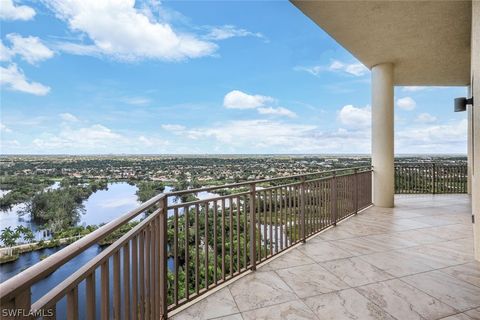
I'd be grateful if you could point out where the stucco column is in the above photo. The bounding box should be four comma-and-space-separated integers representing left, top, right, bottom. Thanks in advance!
372, 63, 394, 208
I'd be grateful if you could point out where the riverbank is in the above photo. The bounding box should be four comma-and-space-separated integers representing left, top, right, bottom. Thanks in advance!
0, 236, 81, 264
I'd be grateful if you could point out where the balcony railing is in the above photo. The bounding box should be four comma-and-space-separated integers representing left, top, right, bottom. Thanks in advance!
395, 162, 468, 194
0, 167, 372, 320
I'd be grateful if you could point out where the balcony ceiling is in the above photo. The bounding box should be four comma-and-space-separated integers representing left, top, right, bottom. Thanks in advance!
291, 0, 472, 86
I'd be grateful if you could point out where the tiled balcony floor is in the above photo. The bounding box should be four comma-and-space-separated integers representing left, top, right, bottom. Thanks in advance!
172, 195, 479, 320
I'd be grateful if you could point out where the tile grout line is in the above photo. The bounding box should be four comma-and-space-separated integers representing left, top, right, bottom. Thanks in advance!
225, 285, 245, 320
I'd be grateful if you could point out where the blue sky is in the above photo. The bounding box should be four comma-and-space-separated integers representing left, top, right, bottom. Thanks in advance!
0, 0, 468, 155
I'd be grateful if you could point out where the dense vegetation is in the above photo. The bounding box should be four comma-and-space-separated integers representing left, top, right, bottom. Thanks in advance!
0, 154, 374, 183
135, 181, 165, 203
0, 176, 54, 210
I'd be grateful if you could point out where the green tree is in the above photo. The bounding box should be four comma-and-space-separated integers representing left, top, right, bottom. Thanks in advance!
0, 227, 20, 247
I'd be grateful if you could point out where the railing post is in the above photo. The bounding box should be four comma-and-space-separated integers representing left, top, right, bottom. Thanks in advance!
331, 172, 338, 226
354, 168, 359, 214
431, 163, 436, 194
249, 183, 257, 271
300, 176, 306, 243
159, 197, 168, 320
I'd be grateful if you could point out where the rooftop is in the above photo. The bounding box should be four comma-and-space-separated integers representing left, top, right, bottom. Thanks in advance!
172, 194, 479, 320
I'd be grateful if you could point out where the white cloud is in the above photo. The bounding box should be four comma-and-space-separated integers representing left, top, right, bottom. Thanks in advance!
0, 0, 36, 21
257, 107, 296, 118
329, 60, 369, 76
46, 0, 217, 61
204, 25, 264, 41
5, 34, 54, 65
223, 90, 295, 118
33, 124, 123, 149
27, 123, 169, 153
162, 119, 370, 153
223, 90, 274, 109
161, 124, 186, 134
401, 86, 427, 92
138, 135, 168, 147
138, 135, 152, 146
59, 113, 79, 122
397, 119, 467, 153
1, 123, 12, 133
0, 36, 53, 95
293, 65, 324, 76
295, 60, 369, 77
0, 64, 50, 95
396, 97, 416, 111
0, 40, 13, 61
338, 105, 371, 129
1, 139, 20, 147
415, 113, 437, 123
122, 96, 151, 106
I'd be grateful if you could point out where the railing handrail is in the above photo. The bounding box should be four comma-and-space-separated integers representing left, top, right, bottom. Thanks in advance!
0, 192, 167, 303
31, 207, 163, 312
166, 169, 372, 210
166, 166, 372, 196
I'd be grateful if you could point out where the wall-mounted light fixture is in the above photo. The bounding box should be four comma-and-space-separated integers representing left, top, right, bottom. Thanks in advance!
454, 96, 474, 112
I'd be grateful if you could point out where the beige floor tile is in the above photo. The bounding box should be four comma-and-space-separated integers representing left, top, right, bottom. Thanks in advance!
362, 233, 419, 249
276, 263, 349, 298
296, 241, 353, 262
331, 236, 391, 255
228, 270, 296, 312
262, 249, 315, 271
337, 222, 389, 237
389, 218, 433, 229
402, 271, 480, 311
358, 251, 433, 277
171, 288, 239, 320
357, 279, 456, 320
440, 262, 480, 287
393, 229, 444, 245
421, 224, 473, 241
314, 228, 356, 240
241, 300, 318, 320
303, 288, 394, 320
322, 257, 394, 287
395, 245, 469, 269
465, 308, 480, 320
